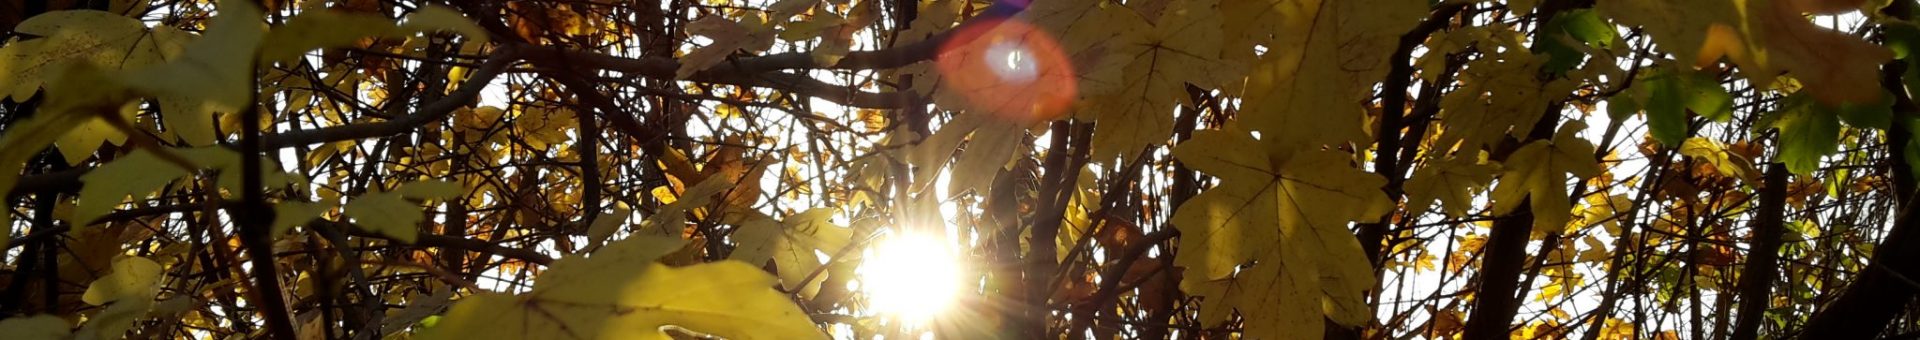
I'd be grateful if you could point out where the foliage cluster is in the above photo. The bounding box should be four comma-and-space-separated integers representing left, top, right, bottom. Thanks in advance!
0, 0, 1916, 339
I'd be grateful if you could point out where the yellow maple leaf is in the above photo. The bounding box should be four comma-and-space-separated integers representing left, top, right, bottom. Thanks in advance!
1084, 0, 1236, 162
343, 180, 466, 243
676, 15, 776, 79
1598, 0, 1892, 105
421, 236, 826, 340
0, 315, 69, 340
1403, 154, 1498, 218
1236, 0, 1425, 151
728, 208, 855, 297
1490, 121, 1602, 235
1170, 128, 1389, 339
81, 256, 162, 305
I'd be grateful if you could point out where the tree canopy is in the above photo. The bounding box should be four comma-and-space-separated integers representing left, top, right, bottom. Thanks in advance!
0, 0, 1916, 339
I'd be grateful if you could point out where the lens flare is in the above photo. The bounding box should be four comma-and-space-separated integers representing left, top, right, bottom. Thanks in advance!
860, 232, 964, 324
935, 19, 1076, 123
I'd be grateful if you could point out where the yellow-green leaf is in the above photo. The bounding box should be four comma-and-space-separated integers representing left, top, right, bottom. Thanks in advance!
677, 15, 776, 80
344, 191, 424, 243
0, 65, 110, 246
121, 0, 266, 112
343, 180, 464, 243
1170, 128, 1389, 339
1082, 0, 1234, 162
72, 149, 193, 226
641, 176, 734, 235
1403, 155, 1497, 218
0, 10, 180, 101
1490, 122, 1601, 234
259, 5, 486, 63
272, 201, 333, 235
728, 208, 854, 296
420, 237, 825, 340
82, 256, 162, 305
0, 315, 70, 340
1598, 0, 1891, 105
586, 205, 634, 249
1235, 0, 1424, 151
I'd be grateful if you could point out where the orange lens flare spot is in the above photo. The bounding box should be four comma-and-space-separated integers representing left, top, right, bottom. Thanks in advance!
935, 19, 1076, 123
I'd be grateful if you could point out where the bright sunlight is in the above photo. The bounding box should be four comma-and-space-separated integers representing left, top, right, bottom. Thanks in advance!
859, 231, 965, 325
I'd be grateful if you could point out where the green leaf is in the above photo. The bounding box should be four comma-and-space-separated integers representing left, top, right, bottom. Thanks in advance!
1835, 94, 1893, 130
1558, 9, 1618, 49
1644, 72, 1686, 146
395, 180, 465, 199
1773, 94, 1841, 175
1887, 21, 1920, 60
420, 236, 826, 340
1606, 94, 1641, 121
1644, 68, 1731, 146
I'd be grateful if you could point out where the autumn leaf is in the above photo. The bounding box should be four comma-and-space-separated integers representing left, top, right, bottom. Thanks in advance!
1490, 121, 1602, 234
82, 256, 163, 305
0, 9, 194, 157
1081, 0, 1235, 162
1236, 0, 1424, 151
421, 236, 826, 340
677, 15, 776, 80
641, 176, 735, 235
75, 256, 164, 339
0, 315, 70, 340
1434, 28, 1581, 151
272, 200, 333, 235
1404, 155, 1498, 218
120, 0, 266, 113
344, 180, 466, 243
1598, 0, 1892, 105
0, 10, 185, 101
257, 4, 486, 63
1170, 128, 1389, 339
585, 205, 635, 250
72, 149, 193, 226
1678, 137, 1760, 182
728, 208, 856, 297
0, 63, 121, 247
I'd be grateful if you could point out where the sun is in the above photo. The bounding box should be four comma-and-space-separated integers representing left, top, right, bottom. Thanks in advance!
859, 231, 965, 324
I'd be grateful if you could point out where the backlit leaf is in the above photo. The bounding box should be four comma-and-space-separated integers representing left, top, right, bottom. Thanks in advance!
421, 236, 826, 340
1490, 121, 1601, 234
